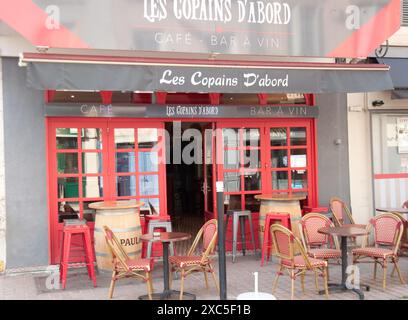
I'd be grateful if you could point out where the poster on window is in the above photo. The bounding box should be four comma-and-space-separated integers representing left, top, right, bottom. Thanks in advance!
397, 118, 408, 154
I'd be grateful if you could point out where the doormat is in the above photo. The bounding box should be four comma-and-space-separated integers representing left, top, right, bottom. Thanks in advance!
33, 268, 152, 294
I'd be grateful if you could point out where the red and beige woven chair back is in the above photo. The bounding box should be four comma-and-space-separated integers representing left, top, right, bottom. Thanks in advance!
270, 224, 312, 269
187, 219, 218, 263
300, 213, 338, 250
390, 212, 408, 249
370, 213, 403, 254
403, 201, 408, 209
329, 197, 355, 226
103, 226, 131, 271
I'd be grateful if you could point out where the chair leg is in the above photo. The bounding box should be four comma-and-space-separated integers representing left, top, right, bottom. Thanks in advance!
210, 267, 220, 294
169, 268, 173, 290
272, 265, 283, 293
290, 270, 295, 300
392, 258, 405, 285
179, 270, 185, 300
146, 272, 153, 300
108, 270, 117, 299
323, 268, 329, 299
300, 273, 305, 294
203, 270, 209, 289
373, 259, 377, 280
314, 271, 319, 293
383, 260, 388, 291
326, 263, 330, 281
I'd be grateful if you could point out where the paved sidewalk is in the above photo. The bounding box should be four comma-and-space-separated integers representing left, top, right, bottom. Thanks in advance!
1, 254, 408, 300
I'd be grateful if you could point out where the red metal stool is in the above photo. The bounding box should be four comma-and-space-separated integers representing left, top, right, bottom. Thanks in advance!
59, 224, 97, 289
261, 213, 291, 267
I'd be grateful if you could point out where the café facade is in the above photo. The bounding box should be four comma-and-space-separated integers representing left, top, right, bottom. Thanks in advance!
0, 0, 401, 269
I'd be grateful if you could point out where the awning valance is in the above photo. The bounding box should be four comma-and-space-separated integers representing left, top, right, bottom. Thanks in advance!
21, 53, 394, 94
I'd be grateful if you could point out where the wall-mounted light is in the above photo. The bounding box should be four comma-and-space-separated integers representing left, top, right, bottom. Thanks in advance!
372, 100, 385, 107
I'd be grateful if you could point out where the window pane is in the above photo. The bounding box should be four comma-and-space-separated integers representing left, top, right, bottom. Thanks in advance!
139, 152, 159, 172
116, 152, 136, 173
292, 170, 307, 189
56, 128, 78, 149
272, 171, 289, 190
58, 177, 79, 198
139, 175, 159, 196
83, 201, 97, 222
224, 149, 240, 169
245, 194, 260, 212
138, 128, 158, 148
57, 153, 78, 174
271, 150, 288, 168
116, 176, 136, 196
225, 194, 242, 211
223, 128, 239, 148
290, 127, 307, 146
270, 128, 287, 146
115, 128, 135, 149
58, 201, 79, 223
224, 172, 241, 192
82, 176, 103, 198
82, 153, 103, 174
290, 149, 307, 168
82, 128, 102, 150
140, 198, 160, 215
244, 172, 261, 191
243, 149, 260, 168
244, 129, 260, 147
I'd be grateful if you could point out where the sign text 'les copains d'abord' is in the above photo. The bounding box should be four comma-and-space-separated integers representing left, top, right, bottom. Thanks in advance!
144, 0, 291, 24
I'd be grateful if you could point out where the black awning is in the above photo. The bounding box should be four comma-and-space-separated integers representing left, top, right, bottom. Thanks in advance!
376, 58, 408, 100
21, 53, 394, 94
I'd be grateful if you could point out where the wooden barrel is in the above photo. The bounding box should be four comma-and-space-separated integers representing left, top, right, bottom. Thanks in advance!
255, 194, 306, 248
89, 201, 144, 271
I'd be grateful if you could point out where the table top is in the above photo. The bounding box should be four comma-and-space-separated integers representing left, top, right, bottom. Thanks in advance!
89, 200, 144, 210
140, 232, 191, 243
318, 225, 368, 237
254, 193, 307, 201
376, 207, 408, 214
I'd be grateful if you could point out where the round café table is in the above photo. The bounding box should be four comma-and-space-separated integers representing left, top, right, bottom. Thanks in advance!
318, 225, 369, 300
139, 232, 193, 300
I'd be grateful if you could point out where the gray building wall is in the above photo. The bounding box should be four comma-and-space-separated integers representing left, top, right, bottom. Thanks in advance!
2, 57, 48, 268
316, 93, 351, 207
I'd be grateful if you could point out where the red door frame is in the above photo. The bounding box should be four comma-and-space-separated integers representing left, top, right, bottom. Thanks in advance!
46, 117, 318, 264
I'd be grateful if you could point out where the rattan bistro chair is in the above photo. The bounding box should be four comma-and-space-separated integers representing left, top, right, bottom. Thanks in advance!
169, 219, 219, 300
103, 226, 154, 299
352, 213, 405, 290
329, 197, 356, 226
299, 213, 341, 279
270, 224, 329, 300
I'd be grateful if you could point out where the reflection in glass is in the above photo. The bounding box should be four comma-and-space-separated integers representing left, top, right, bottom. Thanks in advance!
245, 194, 260, 212
139, 175, 159, 196
244, 129, 260, 147
243, 149, 260, 168
223, 128, 239, 148
290, 149, 307, 168
224, 149, 239, 169
116, 152, 136, 173
82, 176, 103, 198
82, 128, 102, 150
224, 172, 241, 192
83, 201, 97, 222
140, 198, 160, 215
57, 153, 78, 174
271, 150, 288, 168
116, 176, 136, 196
82, 153, 103, 174
138, 128, 158, 148
290, 127, 307, 146
292, 170, 307, 189
58, 201, 79, 223
56, 128, 78, 149
58, 177, 79, 199
272, 171, 289, 190
244, 172, 261, 191
226, 194, 242, 211
115, 128, 135, 149
270, 128, 287, 146
139, 152, 159, 172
